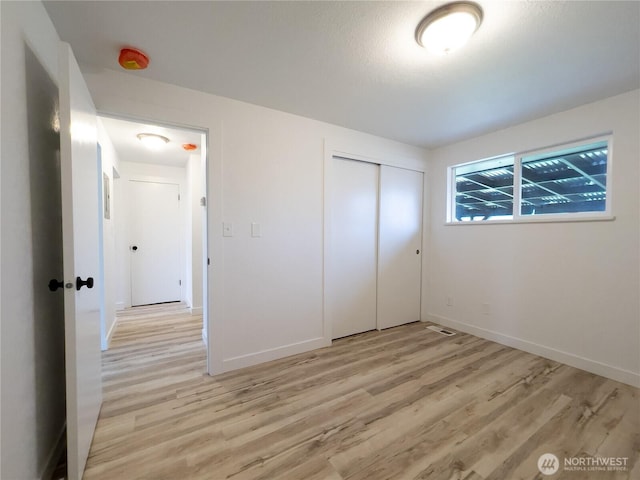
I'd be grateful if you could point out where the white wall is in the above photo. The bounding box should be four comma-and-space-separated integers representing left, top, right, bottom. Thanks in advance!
0, 2, 67, 478
115, 161, 188, 308
82, 68, 428, 374
97, 119, 120, 347
426, 90, 640, 387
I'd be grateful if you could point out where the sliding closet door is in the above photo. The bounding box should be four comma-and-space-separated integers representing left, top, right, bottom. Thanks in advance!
329, 158, 378, 339
378, 165, 423, 329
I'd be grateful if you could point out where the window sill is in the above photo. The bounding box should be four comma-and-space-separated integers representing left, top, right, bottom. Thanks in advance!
445, 215, 616, 226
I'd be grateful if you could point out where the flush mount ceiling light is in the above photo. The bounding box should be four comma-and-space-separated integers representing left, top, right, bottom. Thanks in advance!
416, 2, 483, 55
136, 133, 170, 149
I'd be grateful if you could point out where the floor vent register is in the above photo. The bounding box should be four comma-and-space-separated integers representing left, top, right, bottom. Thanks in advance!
426, 325, 457, 336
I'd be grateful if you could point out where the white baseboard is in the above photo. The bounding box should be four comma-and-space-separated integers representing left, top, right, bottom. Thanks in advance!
191, 306, 203, 315
105, 316, 118, 350
426, 314, 640, 388
40, 423, 65, 480
222, 337, 328, 372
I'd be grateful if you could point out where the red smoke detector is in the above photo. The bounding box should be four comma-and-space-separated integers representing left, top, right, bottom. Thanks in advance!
182, 143, 198, 151
118, 48, 149, 70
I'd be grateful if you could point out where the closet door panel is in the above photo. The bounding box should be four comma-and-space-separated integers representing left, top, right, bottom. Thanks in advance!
378, 165, 423, 329
329, 158, 379, 339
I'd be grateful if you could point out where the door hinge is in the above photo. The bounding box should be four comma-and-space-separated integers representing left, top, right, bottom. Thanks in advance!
178, 194, 181, 201
179, 279, 182, 286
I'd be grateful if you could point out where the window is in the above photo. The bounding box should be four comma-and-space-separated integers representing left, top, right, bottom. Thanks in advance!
449, 136, 611, 223
453, 155, 515, 221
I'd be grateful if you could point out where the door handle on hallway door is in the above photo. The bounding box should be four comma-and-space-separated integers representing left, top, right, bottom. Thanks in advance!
131, 245, 138, 251
48, 279, 64, 291
76, 276, 94, 291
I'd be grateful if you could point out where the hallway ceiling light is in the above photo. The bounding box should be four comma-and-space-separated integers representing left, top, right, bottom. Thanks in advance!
415, 2, 483, 55
136, 133, 170, 149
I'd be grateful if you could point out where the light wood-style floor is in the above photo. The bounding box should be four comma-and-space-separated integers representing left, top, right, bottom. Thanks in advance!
84, 304, 639, 479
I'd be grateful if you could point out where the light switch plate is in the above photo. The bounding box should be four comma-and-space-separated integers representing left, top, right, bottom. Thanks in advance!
223, 222, 233, 237
251, 222, 261, 237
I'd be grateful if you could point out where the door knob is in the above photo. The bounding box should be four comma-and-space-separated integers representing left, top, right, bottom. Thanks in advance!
48, 279, 64, 292
416, 249, 420, 254
131, 245, 138, 251
76, 276, 94, 291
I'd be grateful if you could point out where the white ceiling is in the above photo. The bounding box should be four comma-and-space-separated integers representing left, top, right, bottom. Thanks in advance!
45, 1, 639, 148
99, 116, 203, 168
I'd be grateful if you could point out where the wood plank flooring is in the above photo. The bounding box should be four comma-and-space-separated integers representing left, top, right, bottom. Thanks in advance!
84, 305, 639, 479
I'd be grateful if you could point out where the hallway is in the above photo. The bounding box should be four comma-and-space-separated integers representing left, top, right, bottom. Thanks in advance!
85, 303, 207, 478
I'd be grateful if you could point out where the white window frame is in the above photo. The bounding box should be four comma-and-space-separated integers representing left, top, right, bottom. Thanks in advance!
446, 134, 614, 225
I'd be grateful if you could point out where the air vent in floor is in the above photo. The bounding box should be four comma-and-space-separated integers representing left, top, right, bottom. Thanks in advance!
427, 325, 456, 336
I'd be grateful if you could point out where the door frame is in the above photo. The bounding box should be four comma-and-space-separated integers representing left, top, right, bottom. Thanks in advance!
322, 140, 427, 344
96, 111, 211, 369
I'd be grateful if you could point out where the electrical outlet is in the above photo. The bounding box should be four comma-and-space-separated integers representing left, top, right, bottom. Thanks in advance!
482, 303, 491, 315
447, 296, 454, 307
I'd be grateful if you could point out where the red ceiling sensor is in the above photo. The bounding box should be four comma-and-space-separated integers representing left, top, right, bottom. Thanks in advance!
182, 143, 198, 151
118, 48, 149, 70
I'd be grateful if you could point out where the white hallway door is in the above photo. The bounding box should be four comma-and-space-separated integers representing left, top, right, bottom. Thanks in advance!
130, 180, 182, 306
329, 158, 423, 338
59, 42, 102, 480
329, 158, 379, 339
